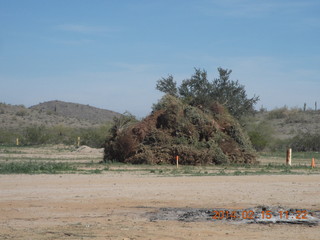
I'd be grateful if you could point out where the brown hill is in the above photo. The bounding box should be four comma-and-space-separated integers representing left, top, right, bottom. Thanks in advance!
30, 100, 121, 124
0, 101, 121, 129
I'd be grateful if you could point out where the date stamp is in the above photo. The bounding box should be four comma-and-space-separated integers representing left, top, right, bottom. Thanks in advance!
147, 206, 319, 225
212, 209, 309, 220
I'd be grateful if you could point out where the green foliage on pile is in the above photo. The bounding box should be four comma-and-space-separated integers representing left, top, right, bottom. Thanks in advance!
104, 95, 257, 165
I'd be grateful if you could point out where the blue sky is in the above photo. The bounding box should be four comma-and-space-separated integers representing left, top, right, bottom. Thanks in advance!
1, 0, 320, 117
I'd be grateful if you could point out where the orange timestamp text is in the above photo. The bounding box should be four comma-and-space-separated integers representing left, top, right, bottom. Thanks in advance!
211, 210, 309, 220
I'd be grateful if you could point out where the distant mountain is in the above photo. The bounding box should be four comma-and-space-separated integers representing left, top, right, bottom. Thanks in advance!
30, 100, 121, 124
0, 100, 121, 129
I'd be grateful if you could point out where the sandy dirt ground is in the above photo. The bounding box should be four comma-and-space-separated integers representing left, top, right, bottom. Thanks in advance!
0, 173, 319, 240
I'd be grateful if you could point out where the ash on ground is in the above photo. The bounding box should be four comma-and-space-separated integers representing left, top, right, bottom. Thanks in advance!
146, 206, 320, 226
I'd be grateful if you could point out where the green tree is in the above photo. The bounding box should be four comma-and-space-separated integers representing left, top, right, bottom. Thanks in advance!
211, 68, 259, 118
156, 75, 178, 97
156, 67, 259, 119
178, 68, 211, 106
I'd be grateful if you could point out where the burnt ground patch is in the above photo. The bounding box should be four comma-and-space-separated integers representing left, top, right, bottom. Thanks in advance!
145, 206, 320, 226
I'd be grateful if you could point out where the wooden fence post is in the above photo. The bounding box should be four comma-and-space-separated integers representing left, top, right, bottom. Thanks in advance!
176, 155, 179, 168
311, 158, 316, 168
286, 148, 292, 166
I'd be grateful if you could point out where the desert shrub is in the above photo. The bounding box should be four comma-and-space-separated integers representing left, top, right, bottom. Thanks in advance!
48, 124, 112, 147
247, 121, 274, 151
23, 126, 50, 145
268, 133, 320, 152
267, 107, 289, 119
0, 129, 22, 145
268, 138, 291, 152
79, 123, 112, 148
284, 111, 308, 124
248, 131, 269, 151
46, 110, 55, 115
0, 130, 11, 144
267, 107, 306, 122
20, 125, 74, 145
289, 133, 320, 151
36, 125, 72, 145
16, 109, 27, 117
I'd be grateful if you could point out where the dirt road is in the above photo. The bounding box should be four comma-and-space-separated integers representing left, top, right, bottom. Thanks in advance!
1, 173, 319, 239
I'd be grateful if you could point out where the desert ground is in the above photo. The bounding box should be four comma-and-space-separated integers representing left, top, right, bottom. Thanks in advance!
0, 146, 319, 239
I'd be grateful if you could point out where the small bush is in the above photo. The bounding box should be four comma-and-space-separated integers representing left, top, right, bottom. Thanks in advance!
23, 126, 49, 145
16, 109, 27, 117
267, 107, 289, 119
268, 138, 291, 152
247, 121, 274, 151
248, 131, 269, 151
289, 133, 320, 151
284, 112, 308, 124
79, 123, 112, 148
0, 129, 21, 145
